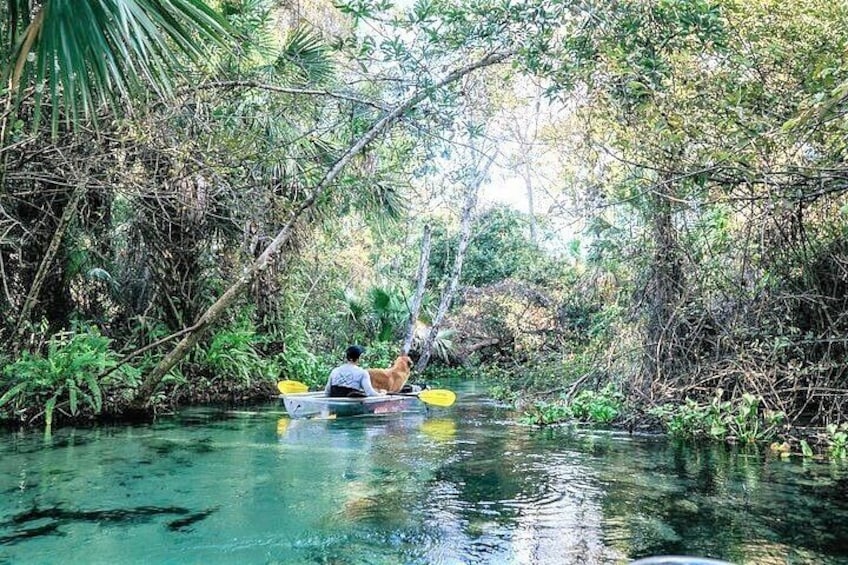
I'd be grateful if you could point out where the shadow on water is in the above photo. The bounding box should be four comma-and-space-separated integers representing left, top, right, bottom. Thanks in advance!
0, 505, 218, 545
0, 523, 64, 545
144, 436, 218, 456
166, 508, 220, 532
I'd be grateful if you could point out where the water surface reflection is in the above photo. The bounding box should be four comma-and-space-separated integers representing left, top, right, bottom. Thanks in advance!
0, 382, 846, 564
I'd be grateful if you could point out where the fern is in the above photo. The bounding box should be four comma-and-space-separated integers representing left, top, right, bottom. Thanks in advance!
0, 326, 133, 427
197, 321, 277, 387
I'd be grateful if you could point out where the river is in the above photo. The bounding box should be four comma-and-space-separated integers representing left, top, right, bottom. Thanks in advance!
1, 380, 847, 564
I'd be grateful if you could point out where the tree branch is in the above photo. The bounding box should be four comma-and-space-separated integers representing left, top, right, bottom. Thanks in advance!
133, 51, 512, 407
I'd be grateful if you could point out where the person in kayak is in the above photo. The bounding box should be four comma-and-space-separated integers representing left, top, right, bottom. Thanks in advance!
324, 345, 386, 398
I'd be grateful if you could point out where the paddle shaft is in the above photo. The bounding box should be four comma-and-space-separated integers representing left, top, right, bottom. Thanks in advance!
278, 380, 455, 407
390, 389, 456, 407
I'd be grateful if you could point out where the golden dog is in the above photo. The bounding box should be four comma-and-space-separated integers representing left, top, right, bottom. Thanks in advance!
368, 355, 413, 393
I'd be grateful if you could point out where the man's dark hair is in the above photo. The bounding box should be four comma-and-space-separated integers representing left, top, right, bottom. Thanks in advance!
345, 345, 365, 362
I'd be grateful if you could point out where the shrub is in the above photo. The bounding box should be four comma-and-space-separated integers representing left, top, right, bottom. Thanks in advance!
649, 389, 785, 443
827, 423, 848, 459
519, 401, 573, 425
279, 344, 330, 389
0, 327, 136, 427
199, 322, 278, 387
519, 384, 623, 426
570, 384, 623, 424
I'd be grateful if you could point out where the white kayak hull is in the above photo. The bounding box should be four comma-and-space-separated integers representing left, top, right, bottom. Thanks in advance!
280, 391, 423, 419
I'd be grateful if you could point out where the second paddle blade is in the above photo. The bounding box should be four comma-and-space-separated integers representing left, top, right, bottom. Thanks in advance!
418, 389, 457, 407
277, 380, 309, 394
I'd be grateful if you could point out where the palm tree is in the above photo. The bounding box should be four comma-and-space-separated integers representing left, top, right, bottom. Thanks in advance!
1, 0, 232, 351
2, 0, 231, 134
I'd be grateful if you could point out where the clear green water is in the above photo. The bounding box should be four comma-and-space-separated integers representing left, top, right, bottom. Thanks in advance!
1, 381, 847, 564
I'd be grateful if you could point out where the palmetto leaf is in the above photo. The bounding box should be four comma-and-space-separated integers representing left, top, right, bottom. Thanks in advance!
370, 287, 393, 311
276, 25, 333, 85
222, 0, 276, 62
369, 286, 408, 341
359, 178, 408, 229
414, 327, 456, 363
430, 328, 456, 363
6, 0, 232, 133
339, 289, 365, 322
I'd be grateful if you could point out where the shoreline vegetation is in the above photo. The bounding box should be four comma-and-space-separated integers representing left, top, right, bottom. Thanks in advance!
2, 351, 845, 463
2, 1, 848, 463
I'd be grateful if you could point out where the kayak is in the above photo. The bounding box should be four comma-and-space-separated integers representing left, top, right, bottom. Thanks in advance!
280, 391, 424, 419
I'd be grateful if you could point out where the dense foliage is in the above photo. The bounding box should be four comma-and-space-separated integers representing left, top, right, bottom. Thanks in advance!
1, 0, 847, 458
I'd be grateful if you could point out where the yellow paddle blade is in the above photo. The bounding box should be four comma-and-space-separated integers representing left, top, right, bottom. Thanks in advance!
418, 389, 456, 407
277, 380, 308, 394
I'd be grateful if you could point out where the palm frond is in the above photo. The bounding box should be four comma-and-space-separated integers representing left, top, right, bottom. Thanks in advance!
338, 289, 365, 323
415, 327, 456, 364
275, 25, 334, 85
6, 0, 232, 133
430, 328, 456, 363
368, 286, 408, 341
368, 179, 408, 220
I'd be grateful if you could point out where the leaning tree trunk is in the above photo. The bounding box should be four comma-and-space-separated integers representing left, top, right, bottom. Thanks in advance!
132, 52, 510, 408
402, 224, 431, 354
416, 152, 495, 372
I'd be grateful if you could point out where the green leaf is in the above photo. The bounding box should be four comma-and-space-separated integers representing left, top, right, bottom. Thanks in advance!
0, 382, 30, 407
69, 383, 79, 415
276, 25, 333, 84
44, 395, 58, 428
800, 440, 814, 458
7, 0, 233, 133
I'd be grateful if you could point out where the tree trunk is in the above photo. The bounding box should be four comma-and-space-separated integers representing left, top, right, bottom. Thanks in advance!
132, 52, 510, 408
521, 161, 537, 244
643, 188, 684, 397
12, 182, 87, 354
402, 224, 431, 354
416, 151, 495, 372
